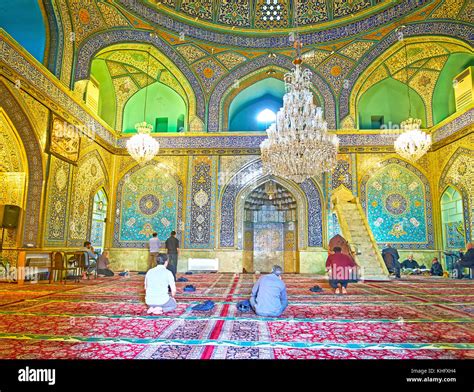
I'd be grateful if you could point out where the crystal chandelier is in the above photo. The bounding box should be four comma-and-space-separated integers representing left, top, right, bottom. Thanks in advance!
260, 42, 339, 183
394, 118, 431, 162
394, 27, 431, 162
126, 48, 159, 164
126, 122, 159, 165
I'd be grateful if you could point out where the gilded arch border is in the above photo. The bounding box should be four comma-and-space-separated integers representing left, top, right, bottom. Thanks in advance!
0, 81, 44, 246
73, 29, 205, 123
218, 159, 324, 249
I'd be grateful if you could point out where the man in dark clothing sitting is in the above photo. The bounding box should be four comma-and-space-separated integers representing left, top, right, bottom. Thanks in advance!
401, 254, 420, 270
454, 243, 474, 279
430, 257, 444, 277
382, 244, 401, 278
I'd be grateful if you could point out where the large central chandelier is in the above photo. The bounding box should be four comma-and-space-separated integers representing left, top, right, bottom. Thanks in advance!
260, 51, 339, 183
393, 27, 431, 162
126, 48, 160, 164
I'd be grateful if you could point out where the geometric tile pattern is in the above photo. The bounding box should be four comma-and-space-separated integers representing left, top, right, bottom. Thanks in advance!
185, 156, 218, 249
113, 162, 184, 247
68, 150, 108, 247
360, 159, 434, 249
44, 157, 72, 246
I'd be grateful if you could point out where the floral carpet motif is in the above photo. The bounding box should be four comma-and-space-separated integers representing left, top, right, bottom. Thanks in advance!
0, 274, 472, 359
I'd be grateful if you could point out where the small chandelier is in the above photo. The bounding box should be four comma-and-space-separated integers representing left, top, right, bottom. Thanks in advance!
260, 49, 339, 183
393, 27, 431, 162
126, 122, 160, 165
394, 118, 431, 162
126, 48, 159, 164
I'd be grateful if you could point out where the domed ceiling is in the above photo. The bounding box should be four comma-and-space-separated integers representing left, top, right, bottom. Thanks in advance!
140, 0, 393, 32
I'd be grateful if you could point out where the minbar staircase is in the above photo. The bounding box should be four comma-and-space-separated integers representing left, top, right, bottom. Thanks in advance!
331, 186, 390, 281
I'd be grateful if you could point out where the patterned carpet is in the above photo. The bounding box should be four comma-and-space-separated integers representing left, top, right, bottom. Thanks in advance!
0, 273, 472, 359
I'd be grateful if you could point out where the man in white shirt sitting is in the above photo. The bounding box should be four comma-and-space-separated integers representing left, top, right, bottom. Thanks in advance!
144, 254, 177, 315
148, 232, 161, 271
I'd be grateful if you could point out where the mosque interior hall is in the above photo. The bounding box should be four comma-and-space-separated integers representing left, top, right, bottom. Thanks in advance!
0, 0, 473, 360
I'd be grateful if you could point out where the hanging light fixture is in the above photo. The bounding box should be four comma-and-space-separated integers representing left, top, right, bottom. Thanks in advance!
394, 27, 431, 162
260, 0, 339, 183
126, 47, 159, 165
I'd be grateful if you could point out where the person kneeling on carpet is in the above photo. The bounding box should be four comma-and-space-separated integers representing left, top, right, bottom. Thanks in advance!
145, 254, 177, 315
97, 251, 114, 277
326, 246, 358, 294
249, 265, 288, 317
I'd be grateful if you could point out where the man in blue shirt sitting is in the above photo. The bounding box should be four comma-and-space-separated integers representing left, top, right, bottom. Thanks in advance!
250, 265, 288, 317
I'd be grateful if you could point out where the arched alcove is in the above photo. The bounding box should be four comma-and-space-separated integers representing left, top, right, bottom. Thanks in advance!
90, 188, 108, 252
122, 81, 187, 133
358, 78, 426, 129
113, 162, 184, 247
360, 158, 434, 249
228, 78, 284, 131
440, 186, 466, 250
243, 180, 299, 273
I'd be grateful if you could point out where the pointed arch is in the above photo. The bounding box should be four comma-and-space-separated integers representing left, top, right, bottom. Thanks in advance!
73, 29, 204, 122
221, 66, 325, 132
90, 187, 109, 250
68, 149, 109, 246
0, 81, 44, 246
113, 161, 184, 248
438, 147, 473, 241
360, 157, 434, 249
340, 23, 474, 122
218, 159, 323, 249
208, 54, 336, 131
440, 185, 467, 250
350, 36, 472, 128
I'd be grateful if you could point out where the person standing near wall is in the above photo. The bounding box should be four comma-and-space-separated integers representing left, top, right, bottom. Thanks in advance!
165, 231, 179, 281
382, 243, 401, 279
148, 232, 161, 271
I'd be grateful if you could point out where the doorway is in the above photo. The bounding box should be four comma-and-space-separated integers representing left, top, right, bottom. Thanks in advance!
90, 188, 107, 252
441, 186, 466, 250
243, 180, 298, 273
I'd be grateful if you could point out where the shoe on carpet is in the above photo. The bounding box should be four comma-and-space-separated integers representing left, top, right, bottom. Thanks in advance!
236, 300, 251, 312
341, 287, 347, 295
191, 300, 215, 311
335, 288, 340, 294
